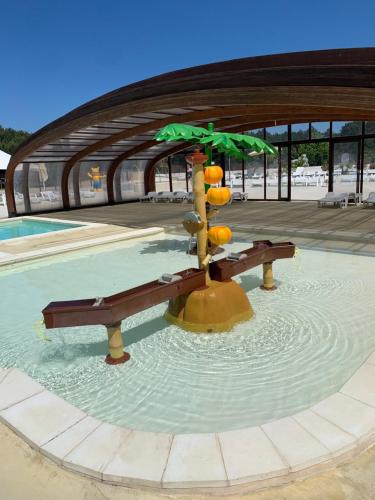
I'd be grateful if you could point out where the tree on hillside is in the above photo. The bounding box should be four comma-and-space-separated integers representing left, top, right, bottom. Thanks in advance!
0, 126, 30, 155
292, 143, 329, 169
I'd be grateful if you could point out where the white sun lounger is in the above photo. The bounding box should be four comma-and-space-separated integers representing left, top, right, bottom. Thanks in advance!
170, 191, 188, 203
41, 190, 60, 202
155, 191, 173, 202
362, 192, 375, 207
139, 191, 157, 202
318, 192, 349, 208
231, 191, 248, 202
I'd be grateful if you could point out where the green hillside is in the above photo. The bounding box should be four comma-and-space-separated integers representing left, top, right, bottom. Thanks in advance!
0, 126, 30, 155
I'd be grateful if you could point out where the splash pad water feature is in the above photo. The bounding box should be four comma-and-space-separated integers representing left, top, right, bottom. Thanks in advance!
42, 125, 295, 362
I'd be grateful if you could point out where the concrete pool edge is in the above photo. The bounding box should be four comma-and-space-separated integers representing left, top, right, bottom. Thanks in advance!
0, 352, 374, 493
0, 220, 165, 267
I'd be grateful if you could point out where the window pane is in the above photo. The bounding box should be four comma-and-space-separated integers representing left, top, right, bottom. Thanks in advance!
311, 122, 330, 139
291, 144, 328, 200
363, 138, 375, 198
79, 161, 110, 206
171, 154, 188, 192
224, 156, 242, 190
265, 154, 278, 199
244, 154, 264, 199
266, 125, 288, 142
333, 142, 358, 194
28, 162, 64, 211
291, 123, 309, 141
246, 128, 264, 139
332, 121, 362, 137
68, 164, 78, 208
154, 159, 169, 192
280, 147, 288, 199
13, 163, 26, 214
118, 160, 147, 200
365, 122, 375, 135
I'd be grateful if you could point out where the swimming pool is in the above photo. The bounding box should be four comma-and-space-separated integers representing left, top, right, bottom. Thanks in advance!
1, 234, 374, 433
0, 218, 82, 240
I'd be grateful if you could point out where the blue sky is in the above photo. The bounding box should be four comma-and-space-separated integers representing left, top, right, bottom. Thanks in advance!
2, 0, 375, 132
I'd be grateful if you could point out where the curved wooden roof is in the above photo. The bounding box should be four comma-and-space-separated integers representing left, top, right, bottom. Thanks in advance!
6, 47, 375, 213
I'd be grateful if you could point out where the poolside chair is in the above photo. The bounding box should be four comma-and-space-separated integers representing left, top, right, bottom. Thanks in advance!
318, 192, 348, 208
139, 191, 157, 202
170, 191, 188, 203
362, 192, 375, 207
0, 193, 6, 206
155, 191, 173, 202
41, 190, 60, 202
347, 192, 362, 205
231, 191, 248, 202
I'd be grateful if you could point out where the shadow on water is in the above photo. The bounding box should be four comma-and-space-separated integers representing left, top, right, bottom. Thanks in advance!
45, 316, 169, 362
139, 238, 189, 254
237, 273, 282, 292
237, 274, 263, 292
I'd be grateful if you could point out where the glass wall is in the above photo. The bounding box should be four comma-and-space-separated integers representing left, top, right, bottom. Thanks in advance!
170, 154, 188, 192
332, 142, 359, 194
68, 164, 79, 208
118, 160, 147, 200
363, 138, 375, 198
332, 121, 362, 137
224, 157, 242, 190
265, 154, 279, 199
266, 125, 288, 142
28, 162, 64, 211
291, 123, 309, 141
13, 163, 26, 214
279, 147, 288, 199
244, 154, 264, 199
154, 159, 169, 192
78, 161, 110, 206
10, 121, 375, 216
311, 122, 329, 139
291, 143, 329, 200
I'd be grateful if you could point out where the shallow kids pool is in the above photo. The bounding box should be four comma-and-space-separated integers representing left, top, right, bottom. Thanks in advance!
1, 234, 374, 433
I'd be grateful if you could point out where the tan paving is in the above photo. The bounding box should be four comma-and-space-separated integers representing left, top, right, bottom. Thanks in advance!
1, 421, 375, 500
0, 223, 131, 255
37, 201, 375, 239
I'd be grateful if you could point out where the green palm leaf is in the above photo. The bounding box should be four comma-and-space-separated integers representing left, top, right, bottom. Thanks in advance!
155, 123, 209, 142
154, 123, 277, 159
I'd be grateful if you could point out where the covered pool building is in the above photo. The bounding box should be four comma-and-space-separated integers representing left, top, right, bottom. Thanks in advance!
5, 48, 375, 216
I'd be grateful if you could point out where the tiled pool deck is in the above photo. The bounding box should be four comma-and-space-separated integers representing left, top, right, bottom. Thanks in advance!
1, 202, 375, 494
0, 216, 164, 266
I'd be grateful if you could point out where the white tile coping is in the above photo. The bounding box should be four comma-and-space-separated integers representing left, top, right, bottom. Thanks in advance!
0, 217, 164, 267
1, 353, 375, 493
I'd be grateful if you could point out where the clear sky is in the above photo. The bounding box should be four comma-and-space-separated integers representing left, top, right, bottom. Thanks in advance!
2, 0, 375, 132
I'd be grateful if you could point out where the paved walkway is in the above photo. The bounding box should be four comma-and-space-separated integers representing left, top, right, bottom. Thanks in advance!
1, 420, 375, 499
38, 201, 375, 255
38, 201, 375, 235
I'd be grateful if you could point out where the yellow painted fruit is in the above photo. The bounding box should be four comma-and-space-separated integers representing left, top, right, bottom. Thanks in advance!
204, 165, 223, 185
206, 187, 231, 206
208, 226, 232, 246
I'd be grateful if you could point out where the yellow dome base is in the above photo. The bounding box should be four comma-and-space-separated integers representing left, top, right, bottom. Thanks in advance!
165, 279, 253, 333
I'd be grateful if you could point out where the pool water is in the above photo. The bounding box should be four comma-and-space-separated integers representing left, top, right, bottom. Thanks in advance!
1, 234, 375, 433
0, 219, 82, 240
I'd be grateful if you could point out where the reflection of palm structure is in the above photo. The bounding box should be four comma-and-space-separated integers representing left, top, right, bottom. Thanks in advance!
88, 165, 105, 191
